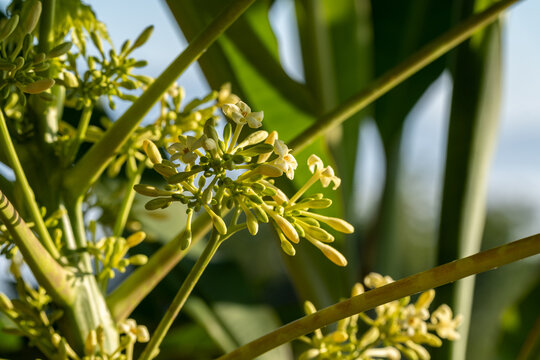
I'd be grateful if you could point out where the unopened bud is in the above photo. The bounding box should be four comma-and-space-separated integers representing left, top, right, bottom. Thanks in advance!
271, 213, 299, 243
257, 164, 283, 178
279, 233, 295, 256
128, 254, 148, 266
22, 78, 55, 94
244, 209, 258, 235
48, 42, 72, 58
237, 130, 268, 148
144, 198, 172, 210
351, 283, 364, 297
22, 0, 41, 34
303, 224, 334, 243
136, 325, 150, 343
84, 330, 97, 355
304, 300, 317, 315
208, 210, 227, 235
314, 242, 347, 267
134, 184, 172, 197
258, 131, 278, 163
331, 330, 348, 343
358, 327, 380, 349
143, 140, 162, 164
0, 293, 13, 310
62, 71, 79, 88
179, 229, 192, 250
131, 25, 154, 51
0, 15, 19, 41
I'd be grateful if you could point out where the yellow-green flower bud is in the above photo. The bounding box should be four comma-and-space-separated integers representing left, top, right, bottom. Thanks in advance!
303, 224, 334, 243
0, 293, 13, 310
179, 229, 192, 250
280, 235, 295, 256
129, 254, 148, 266
271, 213, 299, 244
132, 25, 154, 51
134, 184, 172, 197
154, 164, 179, 178
299, 349, 320, 360
21, 78, 55, 94
358, 326, 380, 349
351, 282, 364, 297
48, 42, 72, 58
62, 71, 79, 88
304, 300, 317, 315
412, 332, 442, 347
51, 333, 62, 347
314, 242, 347, 267
21, 0, 41, 34
0, 15, 19, 41
416, 289, 435, 310
331, 329, 348, 343
307, 213, 354, 234
208, 210, 227, 235
143, 139, 162, 164
84, 329, 97, 355
258, 131, 278, 163
406, 340, 430, 360
244, 209, 258, 235
237, 130, 268, 148
144, 198, 172, 210
257, 164, 283, 177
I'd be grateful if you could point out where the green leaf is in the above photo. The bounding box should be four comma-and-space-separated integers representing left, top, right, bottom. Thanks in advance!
367, 0, 455, 276
435, 1, 503, 359
212, 301, 293, 360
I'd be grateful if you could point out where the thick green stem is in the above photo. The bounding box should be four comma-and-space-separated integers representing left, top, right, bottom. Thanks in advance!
0, 190, 74, 306
107, 212, 213, 321
112, 161, 145, 237
139, 230, 222, 360
0, 110, 59, 258
288, 0, 520, 154
64, 0, 256, 197
217, 233, 540, 360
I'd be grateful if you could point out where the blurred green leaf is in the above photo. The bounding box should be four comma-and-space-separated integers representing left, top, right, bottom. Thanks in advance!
367, 0, 455, 277
213, 301, 293, 360
435, 0, 503, 358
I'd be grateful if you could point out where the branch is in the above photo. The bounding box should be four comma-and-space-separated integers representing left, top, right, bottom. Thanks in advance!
139, 230, 222, 360
0, 110, 59, 258
289, 0, 520, 154
217, 233, 540, 360
0, 190, 74, 306
107, 212, 213, 321
64, 0, 256, 197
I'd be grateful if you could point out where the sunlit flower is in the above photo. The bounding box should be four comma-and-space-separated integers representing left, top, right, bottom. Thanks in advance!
222, 101, 263, 128
272, 139, 297, 180
431, 304, 462, 340
307, 154, 341, 190
168, 135, 205, 163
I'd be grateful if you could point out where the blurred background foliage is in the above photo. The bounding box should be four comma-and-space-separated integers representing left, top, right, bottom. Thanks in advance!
1, 0, 539, 359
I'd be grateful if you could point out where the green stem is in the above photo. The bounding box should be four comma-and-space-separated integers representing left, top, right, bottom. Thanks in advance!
228, 123, 244, 153
107, 212, 214, 321
288, 0, 520, 154
0, 190, 74, 306
112, 161, 146, 237
38, 0, 56, 53
64, 0, 256, 197
139, 230, 222, 360
217, 233, 540, 360
66, 106, 93, 166
0, 110, 59, 258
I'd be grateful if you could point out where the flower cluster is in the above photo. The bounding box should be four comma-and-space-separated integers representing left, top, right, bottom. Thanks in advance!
60, 24, 154, 110
86, 230, 148, 289
0, 1, 72, 135
298, 273, 462, 360
135, 97, 354, 264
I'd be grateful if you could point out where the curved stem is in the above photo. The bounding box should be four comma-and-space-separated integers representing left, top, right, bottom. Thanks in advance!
64, 0, 256, 198
113, 161, 146, 237
0, 190, 74, 306
288, 0, 520, 154
139, 230, 222, 360
0, 110, 58, 258
217, 233, 540, 360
